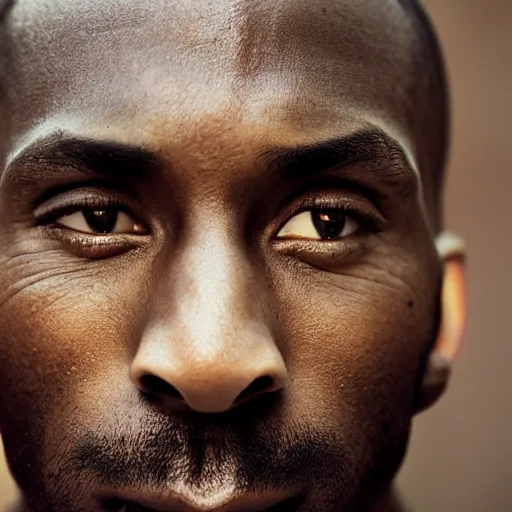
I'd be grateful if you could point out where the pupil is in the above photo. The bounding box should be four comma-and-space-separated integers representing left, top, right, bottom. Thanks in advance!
83, 209, 118, 234
312, 209, 346, 239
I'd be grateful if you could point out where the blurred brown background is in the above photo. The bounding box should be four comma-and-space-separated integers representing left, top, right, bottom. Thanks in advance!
396, 0, 512, 510
1, 0, 511, 509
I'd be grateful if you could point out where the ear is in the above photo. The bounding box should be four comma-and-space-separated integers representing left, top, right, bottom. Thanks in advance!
414, 232, 467, 414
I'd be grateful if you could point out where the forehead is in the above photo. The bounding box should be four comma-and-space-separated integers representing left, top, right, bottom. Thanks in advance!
5, 0, 418, 158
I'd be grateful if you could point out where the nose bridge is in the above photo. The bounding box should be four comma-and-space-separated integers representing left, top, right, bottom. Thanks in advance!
176, 220, 258, 358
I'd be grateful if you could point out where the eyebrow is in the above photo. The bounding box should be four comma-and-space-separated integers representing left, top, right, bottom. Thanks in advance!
263, 129, 416, 185
4, 128, 416, 197
4, 134, 161, 186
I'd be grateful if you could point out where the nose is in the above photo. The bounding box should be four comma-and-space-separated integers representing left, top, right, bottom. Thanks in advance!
131, 337, 287, 413
130, 323, 287, 413
130, 233, 288, 414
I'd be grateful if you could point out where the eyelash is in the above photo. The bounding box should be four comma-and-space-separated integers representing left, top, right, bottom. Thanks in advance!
301, 203, 376, 226
33, 185, 384, 252
34, 195, 141, 229
275, 192, 385, 238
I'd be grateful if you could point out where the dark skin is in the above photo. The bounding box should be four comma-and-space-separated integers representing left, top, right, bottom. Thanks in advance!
0, 0, 451, 510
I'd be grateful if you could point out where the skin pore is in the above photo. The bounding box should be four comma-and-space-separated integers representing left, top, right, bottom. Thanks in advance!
0, 0, 457, 511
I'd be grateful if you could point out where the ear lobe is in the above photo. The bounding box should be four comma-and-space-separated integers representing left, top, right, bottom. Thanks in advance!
414, 233, 466, 414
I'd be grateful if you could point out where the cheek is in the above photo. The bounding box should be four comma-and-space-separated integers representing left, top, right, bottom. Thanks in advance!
273, 267, 434, 437
0, 255, 147, 472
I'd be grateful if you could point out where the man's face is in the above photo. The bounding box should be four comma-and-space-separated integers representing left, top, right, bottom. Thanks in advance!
0, 0, 442, 510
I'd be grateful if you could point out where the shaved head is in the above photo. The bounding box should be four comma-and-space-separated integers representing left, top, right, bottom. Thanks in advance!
397, 0, 450, 224
0, 1, 455, 511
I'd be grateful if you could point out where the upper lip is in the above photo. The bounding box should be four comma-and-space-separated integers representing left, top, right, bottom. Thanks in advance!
105, 489, 303, 512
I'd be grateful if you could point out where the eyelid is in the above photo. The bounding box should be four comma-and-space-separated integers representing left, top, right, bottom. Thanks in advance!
33, 187, 151, 236
273, 187, 386, 239
32, 188, 148, 231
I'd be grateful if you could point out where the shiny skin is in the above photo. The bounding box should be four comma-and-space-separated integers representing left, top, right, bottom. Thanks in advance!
0, 0, 443, 511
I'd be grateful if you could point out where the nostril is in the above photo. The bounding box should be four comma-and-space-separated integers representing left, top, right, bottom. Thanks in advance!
139, 374, 183, 400
237, 375, 274, 402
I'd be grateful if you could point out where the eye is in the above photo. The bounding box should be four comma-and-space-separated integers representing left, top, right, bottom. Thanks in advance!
55, 208, 144, 235
276, 209, 360, 241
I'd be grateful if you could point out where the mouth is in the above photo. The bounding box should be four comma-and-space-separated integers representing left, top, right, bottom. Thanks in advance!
103, 493, 305, 512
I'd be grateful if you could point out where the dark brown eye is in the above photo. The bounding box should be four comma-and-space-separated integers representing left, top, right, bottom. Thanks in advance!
83, 209, 118, 233
277, 209, 360, 240
312, 209, 348, 240
55, 208, 144, 235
